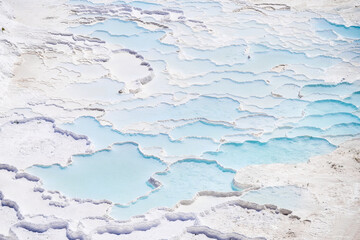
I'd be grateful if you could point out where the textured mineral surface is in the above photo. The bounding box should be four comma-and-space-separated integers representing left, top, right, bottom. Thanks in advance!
0, 0, 359, 239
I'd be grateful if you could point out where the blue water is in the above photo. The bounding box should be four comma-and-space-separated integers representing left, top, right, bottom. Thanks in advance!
181, 45, 248, 65
237, 46, 340, 73
25, 0, 360, 220
301, 81, 360, 98
203, 137, 336, 169
184, 79, 272, 98
287, 126, 324, 138
325, 123, 360, 136
111, 159, 236, 220
312, 18, 360, 39
103, 96, 246, 129
71, 19, 146, 36
170, 120, 245, 141
297, 113, 360, 129
305, 100, 358, 115
129, 1, 162, 10
61, 116, 219, 157
345, 91, 360, 107
264, 99, 309, 118
92, 30, 178, 53
28, 143, 166, 203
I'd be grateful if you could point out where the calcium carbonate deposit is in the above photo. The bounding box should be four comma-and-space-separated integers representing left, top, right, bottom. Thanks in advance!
0, 0, 359, 239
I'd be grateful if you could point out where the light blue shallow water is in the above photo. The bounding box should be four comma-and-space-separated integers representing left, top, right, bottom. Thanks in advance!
184, 79, 272, 97
304, 100, 358, 115
103, 96, 246, 129
111, 159, 236, 220
300, 82, 360, 97
297, 113, 360, 129
61, 116, 219, 157
345, 91, 360, 107
128, 1, 162, 10
181, 45, 248, 65
170, 120, 245, 141
92, 30, 178, 53
71, 19, 146, 36
312, 18, 360, 39
26, 0, 360, 220
28, 143, 166, 203
202, 137, 336, 169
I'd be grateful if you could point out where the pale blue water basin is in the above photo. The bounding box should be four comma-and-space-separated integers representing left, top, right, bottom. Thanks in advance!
71, 19, 146, 36
61, 117, 219, 157
181, 45, 248, 65
183, 79, 272, 98
312, 18, 360, 39
300, 81, 360, 98
287, 126, 324, 138
263, 99, 309, 118
304, 100, 358, 115
345, 91, 360, 107
27, 143, 166, 203
235, 44, 341, 73
325, 123, 360, 136
103, 96, 245, 129
316, 29, 338, 40
111, 159, 237, 220
235, 115, 277, 131
170, 120, 245, 141
297, 113, 360, 129
92, 30, 178, 53
128, 1, 162, 10
203, 137, 336, 169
